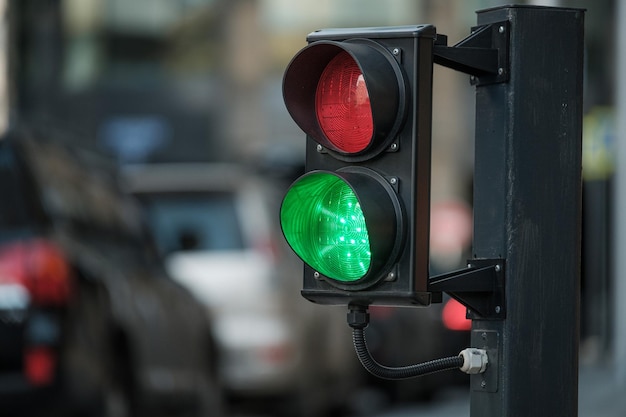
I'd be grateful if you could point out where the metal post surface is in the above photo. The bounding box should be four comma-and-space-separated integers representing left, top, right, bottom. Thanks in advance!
470, 6, 584, 417
614, 0, 626, 385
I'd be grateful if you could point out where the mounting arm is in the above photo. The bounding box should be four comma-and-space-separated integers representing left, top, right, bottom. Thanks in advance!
434, 21, 510, 86
429, 259, 506, 319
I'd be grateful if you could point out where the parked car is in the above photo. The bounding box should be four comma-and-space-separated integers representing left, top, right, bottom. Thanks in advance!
0, 128, 222, 417
364, 296, 470, 402
122, 162, 362, 416
365, 200, 474, 404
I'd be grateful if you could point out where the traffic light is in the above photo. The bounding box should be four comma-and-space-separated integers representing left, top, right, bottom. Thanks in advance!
280, 25, 436, 307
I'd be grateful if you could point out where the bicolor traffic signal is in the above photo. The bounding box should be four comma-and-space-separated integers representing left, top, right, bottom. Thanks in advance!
280, 26, 436, 307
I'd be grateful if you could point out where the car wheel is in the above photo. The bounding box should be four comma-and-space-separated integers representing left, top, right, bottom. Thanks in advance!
63, 284, 135, 417
102, 382, 132, 417
189, 333, 224, 417
290, 327, 333, 417
192, 372, 223, 417
99, 330, 136, 417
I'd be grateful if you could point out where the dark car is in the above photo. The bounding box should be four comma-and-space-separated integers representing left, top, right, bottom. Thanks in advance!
363, 200, 474, 404
0, 128, 221, 417
365, 296, 470, 402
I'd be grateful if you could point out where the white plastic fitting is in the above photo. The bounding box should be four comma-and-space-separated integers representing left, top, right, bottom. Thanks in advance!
459, 348, 489, 374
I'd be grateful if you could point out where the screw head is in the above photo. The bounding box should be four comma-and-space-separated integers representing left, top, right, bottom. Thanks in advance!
392, 48, 400, 55
499, 25, 505, 34
316, 144, 324, 152
313, 271, 320, 279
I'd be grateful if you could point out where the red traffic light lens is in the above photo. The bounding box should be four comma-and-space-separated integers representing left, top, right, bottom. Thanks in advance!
316, 51, 373, 153
283, 39, 408, 161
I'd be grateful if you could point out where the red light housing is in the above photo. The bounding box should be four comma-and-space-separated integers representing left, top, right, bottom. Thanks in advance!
0, 239, 73, 306
283, 39, 407, 161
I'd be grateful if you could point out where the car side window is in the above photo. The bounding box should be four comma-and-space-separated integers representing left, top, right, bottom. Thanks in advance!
138, 192, 244, 255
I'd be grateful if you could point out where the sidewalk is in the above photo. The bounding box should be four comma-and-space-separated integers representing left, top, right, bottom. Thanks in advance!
579, 365, 626, 417
367, 364, 626, 417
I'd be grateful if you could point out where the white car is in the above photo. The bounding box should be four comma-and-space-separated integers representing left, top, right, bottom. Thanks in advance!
122, 163, 361, 416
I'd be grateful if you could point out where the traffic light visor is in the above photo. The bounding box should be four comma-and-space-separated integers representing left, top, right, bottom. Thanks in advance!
280, 172, 372, 282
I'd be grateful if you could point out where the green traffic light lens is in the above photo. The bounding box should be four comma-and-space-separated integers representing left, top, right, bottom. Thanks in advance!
280, 172, 371, 282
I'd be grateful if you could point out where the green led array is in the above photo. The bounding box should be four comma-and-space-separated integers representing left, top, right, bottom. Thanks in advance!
280, 172, 371, 282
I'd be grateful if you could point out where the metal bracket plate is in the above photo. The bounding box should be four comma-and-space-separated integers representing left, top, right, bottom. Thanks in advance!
471, 329, 499, 393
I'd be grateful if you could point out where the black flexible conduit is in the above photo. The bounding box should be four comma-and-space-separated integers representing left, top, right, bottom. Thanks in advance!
348, 305, 465, 380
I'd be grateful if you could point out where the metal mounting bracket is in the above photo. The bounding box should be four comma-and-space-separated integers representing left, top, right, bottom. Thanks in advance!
428, 259, 506, 319
434, 20, 510, 85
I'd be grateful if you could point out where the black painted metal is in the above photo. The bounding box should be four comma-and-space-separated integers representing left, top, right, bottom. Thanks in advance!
297, 25, 436, 307
429, 259, 505, 319
468, 6, 584, 417
433, 21, 509, 85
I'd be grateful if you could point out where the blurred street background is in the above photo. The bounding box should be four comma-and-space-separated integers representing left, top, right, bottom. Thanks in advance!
0, 0, 624, 416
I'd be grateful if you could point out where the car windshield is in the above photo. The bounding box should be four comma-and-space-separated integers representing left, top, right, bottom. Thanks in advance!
138, 192, 245, 254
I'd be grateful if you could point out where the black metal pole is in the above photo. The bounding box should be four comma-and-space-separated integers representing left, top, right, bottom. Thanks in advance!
470, 6, 584, 417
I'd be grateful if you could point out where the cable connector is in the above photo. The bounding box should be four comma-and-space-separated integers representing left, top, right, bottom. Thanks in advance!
459, 348, 489, 374
347, 304, 370, 329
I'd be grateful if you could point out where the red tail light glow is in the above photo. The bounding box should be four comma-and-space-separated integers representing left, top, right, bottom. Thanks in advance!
368, 305, 396, 320
24, 346, 56, 386
315, 51, 373, 153
259, 343, 294, 365
254, 238, 279, 264
442, 298, 472, 331
0, 239, 73, 306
